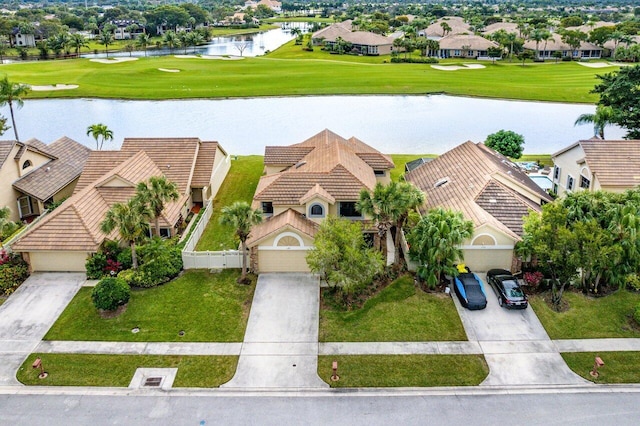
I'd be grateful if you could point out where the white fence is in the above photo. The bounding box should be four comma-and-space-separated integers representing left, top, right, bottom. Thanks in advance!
181, 198, 243, 269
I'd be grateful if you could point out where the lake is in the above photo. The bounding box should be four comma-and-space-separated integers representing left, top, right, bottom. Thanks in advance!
3, 95, 624, 155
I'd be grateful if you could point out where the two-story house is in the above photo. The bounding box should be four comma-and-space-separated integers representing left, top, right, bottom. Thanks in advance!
551, 139, 640, 196
246, 129, 394, 273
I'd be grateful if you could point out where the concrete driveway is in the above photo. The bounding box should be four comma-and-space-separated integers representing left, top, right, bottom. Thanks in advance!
453, 274, 588, 386
223, 273, 328, 389
0, 273, 85, 385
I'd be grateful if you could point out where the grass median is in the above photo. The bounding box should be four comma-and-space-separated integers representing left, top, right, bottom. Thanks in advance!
320, 275, 467, 342
318, 355, 488, 387
562, 352, 640, 384
45, 269, 254, 342
1, 54, 612, 102
529, 290, 640, 339
18, 353, 237, 387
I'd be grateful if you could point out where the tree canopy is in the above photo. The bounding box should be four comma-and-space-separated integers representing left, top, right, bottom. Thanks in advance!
484, 129, 525, 158
593, 65, 640, 139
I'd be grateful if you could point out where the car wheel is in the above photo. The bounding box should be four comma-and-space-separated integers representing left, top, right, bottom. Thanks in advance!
498, 297, 503, 307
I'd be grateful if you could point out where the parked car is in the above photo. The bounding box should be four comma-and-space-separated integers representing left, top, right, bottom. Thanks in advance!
453, 266, 487, 310
486, 269, 528, 309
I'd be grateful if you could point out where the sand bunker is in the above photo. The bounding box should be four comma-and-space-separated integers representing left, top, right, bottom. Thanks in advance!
174, 55, 244, 60
576, 62, 614, 68
431, 63, 486, 71
90, 57, 139, 64
30, 84, 79, 91
158, 68, 180, 73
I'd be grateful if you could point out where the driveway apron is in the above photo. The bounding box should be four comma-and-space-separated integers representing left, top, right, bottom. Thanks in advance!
453, 275, 589, 386
0, 273, 85, 385
222, 273, 328, 389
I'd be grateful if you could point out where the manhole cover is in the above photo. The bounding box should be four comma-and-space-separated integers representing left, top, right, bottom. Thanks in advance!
143, 377, 163, 387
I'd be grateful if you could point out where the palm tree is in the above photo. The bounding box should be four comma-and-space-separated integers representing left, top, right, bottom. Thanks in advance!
357, 182, 402, 256
574, 105, 616, 139
136, 33, 151, 56
135, 176, 180, 237
68, 33, 89, 58
178, 31, 190, 54
98, 30, 114, 57
100, 198, 151, 269
187, 32, 204, 53
0, 76, 30, 142
392, 182, 425, 265
529, 28, 549, 59
440, 22, 452, 37
163, 31, 178, 53
86, 123, 114, 150
219, 201, 263, 283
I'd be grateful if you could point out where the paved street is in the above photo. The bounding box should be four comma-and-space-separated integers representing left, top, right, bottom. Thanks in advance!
1, 387, 640, 425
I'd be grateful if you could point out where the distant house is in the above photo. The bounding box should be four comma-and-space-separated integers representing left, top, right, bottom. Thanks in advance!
10, 28, 36, 48
418, 16, 471, 39
311, 20, 353, 45
523, 33, 602, 59
551, 139, 640, 196
435, 34, 500, 59
405, 141, 552, 272
12, 138, 230, 272
324, 31, 394, 55
110, 20, 145, 40
482, 22, 519, 36
0, 137, 90, 222
247, 129, 394, 273
245, 0, 282, 13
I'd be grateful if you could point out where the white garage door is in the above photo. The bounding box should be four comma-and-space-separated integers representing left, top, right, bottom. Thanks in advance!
29, 251, 88, 272
258, 249, 311, 273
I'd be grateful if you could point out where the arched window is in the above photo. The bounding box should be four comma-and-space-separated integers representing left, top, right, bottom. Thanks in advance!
309, 203, 324, 218
22, 160, 32, 169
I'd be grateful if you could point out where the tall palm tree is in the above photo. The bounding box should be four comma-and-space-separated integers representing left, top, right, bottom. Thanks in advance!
357, 182, 403, 256
68, 33, 89, 58
136, 33, 151, 56
574, 105, 616, 139
163, 31, 178, 53
529, 28, 549, 59
0, 76, 30, 142
86, 123, 114, 150
219, 201, 263, 283
135, 176, 180, 237
98, 30, 113, 57
178, 30, 190, 54
392, 182, 425, 265
100, 199, 151, 269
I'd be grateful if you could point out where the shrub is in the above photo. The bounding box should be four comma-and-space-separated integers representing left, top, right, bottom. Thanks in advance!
0, 251, 29, 295
634, 303, 640, 326
390, 57, 438, 64
524, 271, 544, 289
128, 237, 183, 288
626, 274, 640, 292
85, 252, 107, 279
91, 277, 130, 311
116, 248, 133, 270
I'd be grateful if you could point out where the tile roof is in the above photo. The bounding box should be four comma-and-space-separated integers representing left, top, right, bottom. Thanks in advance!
192, 141, 219, 187
312, 20, 353, 40
482, 22, 519, 35
300, 183, 336, 204
523, 33, 602, 51
438, 34, 499, 50
246, 209, 318, 247
405, 141, 552, 239
264, 146, 314, 165
340, 31, 393, 46
421, 17, 471, 38
0, 140, 15, 168
255, 130, 391, 205
74, 151, 134, 194
580, 140, 640, 189
12, 137, 91, 201
475, 181, 537, 236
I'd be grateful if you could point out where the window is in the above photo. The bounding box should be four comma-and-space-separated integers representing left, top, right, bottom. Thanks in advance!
579, 175, 591, 189
309, 203, 324, 218
339, 202, 362, 219
567, 175, 574, 191
261, 202, 273, 216
374, 170, 385, 176
553, 166, 561, 182
22, 160, 32, 169
454, 49, 461, 56
159, 228, 171, 238
17, 196, 33, 217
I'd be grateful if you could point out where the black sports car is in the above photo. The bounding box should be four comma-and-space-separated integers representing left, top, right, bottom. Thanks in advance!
453, 269, 487, 310
486, 269, 528, 309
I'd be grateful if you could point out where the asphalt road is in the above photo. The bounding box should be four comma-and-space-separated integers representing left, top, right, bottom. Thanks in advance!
1, 388, 639, 425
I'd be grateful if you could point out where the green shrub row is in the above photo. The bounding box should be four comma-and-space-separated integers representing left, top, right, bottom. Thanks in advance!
390, 57, 439, 64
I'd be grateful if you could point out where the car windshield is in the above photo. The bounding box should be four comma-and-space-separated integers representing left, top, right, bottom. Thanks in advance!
504, 280, 524, 298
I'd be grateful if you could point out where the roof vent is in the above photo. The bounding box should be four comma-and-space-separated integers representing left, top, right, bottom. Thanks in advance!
167, 164, 171, 169
45, 167, 50, 172
489, 198, 497, 203
295, 161, 307, 169
434, 177, 449, 188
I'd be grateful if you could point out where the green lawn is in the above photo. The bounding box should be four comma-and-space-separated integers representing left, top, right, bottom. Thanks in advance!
318, 355, 488, 387
45, 269, 254, 342
389, 154, 435, 181
0, 54, 615, 102
519, 154, 553, 168
530, 290, 640, 339
17, 353, 237, 387
320, 275, 467, 342
562, 352, 640, 384
196, 155, 264, 251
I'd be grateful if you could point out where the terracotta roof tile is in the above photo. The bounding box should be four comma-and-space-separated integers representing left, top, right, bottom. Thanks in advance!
578, 140, 640, 188
0, 140, 15, 168
192, 141, 218, 187
246, 209, 318, 247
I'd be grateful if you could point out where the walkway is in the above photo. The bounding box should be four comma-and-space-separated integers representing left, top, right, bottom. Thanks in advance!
222, 273, 328, 389
0, 273, 85, 385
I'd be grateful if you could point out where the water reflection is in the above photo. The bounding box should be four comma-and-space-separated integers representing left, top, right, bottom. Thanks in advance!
7, 95, 624, 155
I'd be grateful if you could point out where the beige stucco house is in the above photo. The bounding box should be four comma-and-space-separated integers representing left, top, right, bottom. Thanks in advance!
435, 34, 500, 59
551, 139, 640, 196
12, 137, 230, 272
247, 129, 394, 273
523, 33, 602, 59
0, 137, 90, 222
405, 141, 553, 272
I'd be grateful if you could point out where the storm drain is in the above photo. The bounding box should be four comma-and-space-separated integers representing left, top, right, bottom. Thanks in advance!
143, 377, 164, 387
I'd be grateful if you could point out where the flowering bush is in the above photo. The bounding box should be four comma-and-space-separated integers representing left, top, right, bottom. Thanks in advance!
0, 249, 10, 265
523, 271, 544, 288
0, 250, 29, 295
